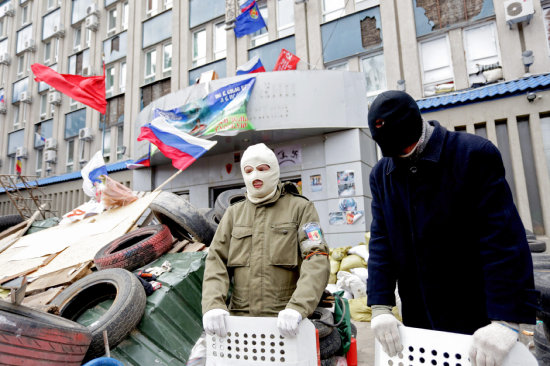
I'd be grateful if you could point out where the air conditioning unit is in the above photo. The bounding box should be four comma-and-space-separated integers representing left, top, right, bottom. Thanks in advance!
116, 145, 126, 155
45, 138, 57, 150
52, 23, 65, 38
3, 3, 14, 17
82, 66, 91, 76
0, 104, 6, 114
0, 53, 10, 65
44, 150, 57, 163
23, 38, 35, 51
15, 146, 28, 159
48, 91, 61, 105
20, 91, 31, 103
504, 0, 534, 27
85, 14, 99, 31
86, 3, 99, 16
78, 127, 93, 141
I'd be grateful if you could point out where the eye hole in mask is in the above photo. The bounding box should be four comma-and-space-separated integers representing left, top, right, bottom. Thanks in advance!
243, 164, 270, 174
374, 119, 385, 129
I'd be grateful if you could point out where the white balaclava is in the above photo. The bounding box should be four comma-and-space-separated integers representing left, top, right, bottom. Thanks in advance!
241, 143, 280, 204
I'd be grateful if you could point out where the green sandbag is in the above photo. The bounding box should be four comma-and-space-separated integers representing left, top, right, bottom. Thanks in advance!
26, 217, 61, 235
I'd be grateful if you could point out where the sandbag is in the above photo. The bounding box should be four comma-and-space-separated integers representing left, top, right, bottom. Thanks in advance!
348, 297, 402, 322
350, 267, 368, 283
339, 254, 366, 272
329, 257, 341, 284
348, 244, 368, 263
331, 246, 351, 261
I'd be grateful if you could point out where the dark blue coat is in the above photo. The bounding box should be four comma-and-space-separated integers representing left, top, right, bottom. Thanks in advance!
367, 121, 537, 334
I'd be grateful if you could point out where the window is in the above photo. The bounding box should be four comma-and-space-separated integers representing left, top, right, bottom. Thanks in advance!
64, 108, 86, 139
7, 130, 24, 156
71, 0, 94, 25
42, 8, 61, 41
117, 125, 124, 160
250, 3, 268, 47
73, 27, 82, 51
108, 8, 117, 33
68, 49, 90, 75
361, 53, 386, 98
36, 148, 43, 176
419, 35, 454, 96
47, 0, 57, 10
142, 10, 172, 48
85, 28, 91, 47
463, 22, 501, 86
12, 77, 29, 103
12, 104, 20, 128
16, 25, 33, 54
122, 2, 129, 30
35, 120, 53, 148
0, 18, 5, 38
103, 128, 111, 163
66, 139, 75, 173
120, 61, 126, 92
40, 93, 47, 117
21, 3, 31, 26
322, 0, 345, 22
106, 65, 115, 97
44, 41, 51, 63
146, 0, 158, 15
163, 43, 172, 73
214, 22, 226, 60
327, 62, 348, 70
145, 49, 156, 83
17, 56, 25, 76
141, 78, 170, 109
277, 0, 294, 37
193, 29, 206, 67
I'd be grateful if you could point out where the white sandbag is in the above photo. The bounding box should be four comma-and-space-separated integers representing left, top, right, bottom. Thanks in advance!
350, 267, 368, 283
348, 244, 368, 263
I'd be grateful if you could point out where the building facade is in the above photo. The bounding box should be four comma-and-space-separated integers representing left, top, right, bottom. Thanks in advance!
0, 0, 548, 245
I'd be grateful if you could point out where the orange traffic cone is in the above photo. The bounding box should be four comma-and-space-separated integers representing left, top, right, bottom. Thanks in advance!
346, 337, 358, 366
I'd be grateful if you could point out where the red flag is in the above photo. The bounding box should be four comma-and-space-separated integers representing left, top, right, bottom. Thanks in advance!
15, 158, 22, 175
31, 63, 107, 114
273, 49, 300, 71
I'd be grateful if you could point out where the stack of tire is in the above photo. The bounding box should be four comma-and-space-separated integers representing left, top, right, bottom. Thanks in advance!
530, 228, 550, 364
309, 307, 357, 366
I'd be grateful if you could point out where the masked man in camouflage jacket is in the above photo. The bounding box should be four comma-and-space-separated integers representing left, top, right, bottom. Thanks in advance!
202, 143, 330, 338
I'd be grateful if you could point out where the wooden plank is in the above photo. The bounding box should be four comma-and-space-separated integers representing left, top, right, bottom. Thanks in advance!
168, 239, 189, 253
0, 219, 27, 241
26, 261, 92, 295
22, 286, 65, 310
182, 242, 206, 252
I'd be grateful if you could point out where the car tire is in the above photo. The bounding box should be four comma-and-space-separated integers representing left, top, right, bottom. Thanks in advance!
150, 192, 215, 245
529, 239, 547, 253
535, 322, 550, 364
51, 268, 147, 361
0, 214, 24, 233
319, 328, 342, 360
94, 224, 173, 271
0, 300, 92, 365
214, 189, 246, 219
309, 307, 334, 338
321, 356, 337, 366
198, 207, 219, 232
526, 229, 537, 241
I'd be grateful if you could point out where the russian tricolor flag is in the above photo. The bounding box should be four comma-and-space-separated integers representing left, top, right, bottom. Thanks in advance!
137, 117, 217, 171
236, 55, 266, 75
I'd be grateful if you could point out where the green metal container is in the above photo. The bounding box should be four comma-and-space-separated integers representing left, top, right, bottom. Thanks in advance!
80, 252, 207, 366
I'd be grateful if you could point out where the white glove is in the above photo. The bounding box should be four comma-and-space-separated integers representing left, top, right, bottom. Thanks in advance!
469, 321, 518, 366
203, 309, 229, 337
277, 308, 302, 338
371, 313, 403, 357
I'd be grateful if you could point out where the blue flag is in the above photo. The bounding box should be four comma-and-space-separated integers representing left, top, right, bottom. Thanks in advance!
234, 1, 266, 38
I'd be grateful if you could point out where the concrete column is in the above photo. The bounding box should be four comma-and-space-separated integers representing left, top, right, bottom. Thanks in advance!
294, 1, 309, 70
494, 1, 524, 80
522, 1, 550, 75
226, 20, 238, 76
126, 0, 139, 147
396, 0, 422, 98
486, 119, 497, 146
529, 113, 550, 235
465, 124, 475, 134
171, 0, 182, 91
179, 0, 190, 88
305, 0, 323, 69
379, 0, 402, 91
507, 117, 533, 230
448, 29, 469, 91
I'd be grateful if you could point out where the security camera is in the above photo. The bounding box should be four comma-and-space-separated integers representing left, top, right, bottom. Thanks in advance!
527, 92, 537, 102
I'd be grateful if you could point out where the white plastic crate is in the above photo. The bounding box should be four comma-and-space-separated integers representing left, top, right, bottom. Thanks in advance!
375, 325, 537, 366
206, 316, 318, 366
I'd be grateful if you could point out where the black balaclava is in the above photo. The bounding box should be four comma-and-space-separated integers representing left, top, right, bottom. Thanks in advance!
368, 90, 423, 157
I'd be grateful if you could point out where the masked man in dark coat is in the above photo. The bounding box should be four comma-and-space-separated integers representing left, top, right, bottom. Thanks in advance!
366, 91, 537, 366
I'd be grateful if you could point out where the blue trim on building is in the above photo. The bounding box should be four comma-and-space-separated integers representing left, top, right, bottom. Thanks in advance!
0, 160, 131, 193
418, 74, 550, 112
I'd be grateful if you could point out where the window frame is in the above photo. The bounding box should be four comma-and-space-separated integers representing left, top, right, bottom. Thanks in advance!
192, 28, 206, 67
144, 48, 157, 84
462, 21, 501, 77
107, 7, 117, 34
360, 51, 387, 98
214, 21, 226, 60
276, 0, 294, 38
250, 2, 268, 47
418, 34, 455, 97
66, 138, 75, 173
322, 0, 345, 23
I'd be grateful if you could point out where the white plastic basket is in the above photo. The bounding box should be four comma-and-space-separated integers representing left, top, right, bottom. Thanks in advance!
205, 316, 318, 366
374, 325, 537, 366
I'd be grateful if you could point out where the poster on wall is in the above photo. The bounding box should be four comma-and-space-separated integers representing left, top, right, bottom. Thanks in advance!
310, 174, 322, 192
329, 198, 364, 225
275, 145, 302, 167
337, 170, 355, 197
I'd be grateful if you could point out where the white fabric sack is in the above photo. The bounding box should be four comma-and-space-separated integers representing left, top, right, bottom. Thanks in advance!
350, 267, 368, 283
348, 244, 368, 263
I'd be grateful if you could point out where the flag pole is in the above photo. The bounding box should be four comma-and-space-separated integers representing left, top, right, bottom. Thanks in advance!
153, 169, 183, 192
